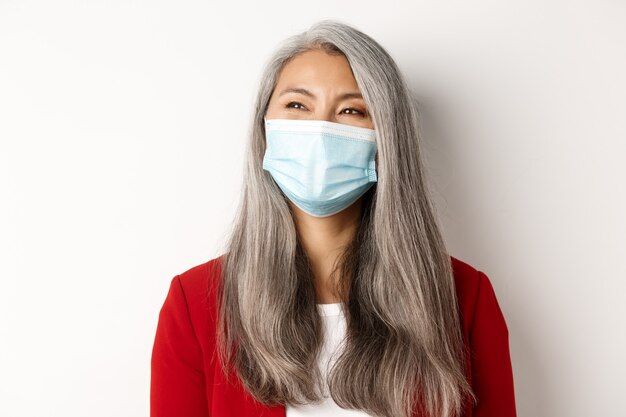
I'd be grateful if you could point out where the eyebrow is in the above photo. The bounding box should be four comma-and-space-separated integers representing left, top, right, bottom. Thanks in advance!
278, 87, 363, 100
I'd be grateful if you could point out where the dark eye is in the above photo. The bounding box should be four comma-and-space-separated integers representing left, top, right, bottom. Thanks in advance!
286, 101, 307, 110
342, 107, 366, 116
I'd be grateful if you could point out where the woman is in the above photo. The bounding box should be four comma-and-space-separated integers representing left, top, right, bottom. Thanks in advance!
150, 19, 516, 417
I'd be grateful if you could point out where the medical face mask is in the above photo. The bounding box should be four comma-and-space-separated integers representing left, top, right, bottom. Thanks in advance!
262, 117, 378, 218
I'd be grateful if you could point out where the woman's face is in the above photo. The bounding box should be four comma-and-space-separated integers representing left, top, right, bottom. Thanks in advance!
265, 49, 374, 130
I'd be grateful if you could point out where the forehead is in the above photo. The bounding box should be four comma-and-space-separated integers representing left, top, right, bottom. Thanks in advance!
274, 49, 361, 93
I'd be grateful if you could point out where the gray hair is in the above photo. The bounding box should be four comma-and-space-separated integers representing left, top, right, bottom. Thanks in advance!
215, 18, 476, 417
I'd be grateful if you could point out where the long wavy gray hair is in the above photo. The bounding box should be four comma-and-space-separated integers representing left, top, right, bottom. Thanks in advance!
214, 19, 476, 417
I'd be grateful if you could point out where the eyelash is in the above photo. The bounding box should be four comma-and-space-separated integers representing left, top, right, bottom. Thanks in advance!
285, 101, 366, 116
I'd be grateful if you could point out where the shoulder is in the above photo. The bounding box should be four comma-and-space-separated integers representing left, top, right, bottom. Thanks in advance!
170, 254, 225, 348
175, 254, 223, 303
449, 255, 502, 335
450, 255, 482, 305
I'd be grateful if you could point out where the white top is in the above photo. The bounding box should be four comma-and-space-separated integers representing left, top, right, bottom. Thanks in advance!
285, 302, 375, 417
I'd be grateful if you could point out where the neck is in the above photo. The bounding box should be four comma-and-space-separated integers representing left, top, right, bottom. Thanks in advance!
290, 199, 363, 303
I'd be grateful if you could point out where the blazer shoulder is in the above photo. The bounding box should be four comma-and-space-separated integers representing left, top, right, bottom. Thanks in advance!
176, 254, 223, 303
174, 254, 224, 347
450, 255, 484, 332
450, 255, 508, 337
450, 255, 482, 294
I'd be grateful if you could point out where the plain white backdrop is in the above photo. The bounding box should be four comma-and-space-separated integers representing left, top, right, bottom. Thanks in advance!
1, 1, 624, 416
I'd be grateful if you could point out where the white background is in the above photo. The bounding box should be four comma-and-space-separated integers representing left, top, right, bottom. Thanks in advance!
1, 1, 624, 416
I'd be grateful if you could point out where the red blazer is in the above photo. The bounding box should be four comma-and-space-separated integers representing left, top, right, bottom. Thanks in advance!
150, 255, 517, 416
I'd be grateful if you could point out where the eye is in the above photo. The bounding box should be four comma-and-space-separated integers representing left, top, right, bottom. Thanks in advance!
286, 101, 307, 110
341, 107, 367, 117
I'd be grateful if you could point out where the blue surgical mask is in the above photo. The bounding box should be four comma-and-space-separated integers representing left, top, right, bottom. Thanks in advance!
262, 117, 378, 217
